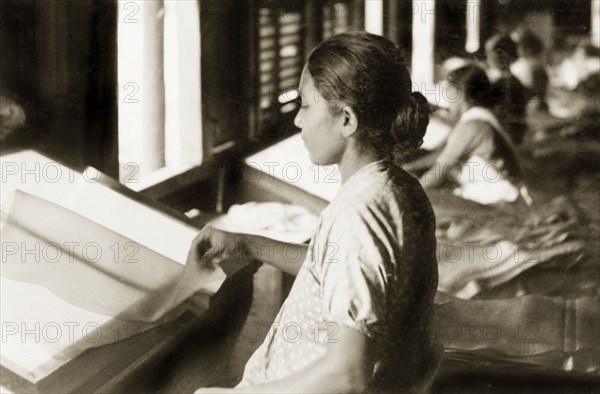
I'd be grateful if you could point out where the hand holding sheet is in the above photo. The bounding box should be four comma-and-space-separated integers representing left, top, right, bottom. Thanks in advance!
187, 225, 255, 277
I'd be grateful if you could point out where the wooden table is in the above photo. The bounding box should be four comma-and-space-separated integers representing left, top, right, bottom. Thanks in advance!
0, 262, 260, 394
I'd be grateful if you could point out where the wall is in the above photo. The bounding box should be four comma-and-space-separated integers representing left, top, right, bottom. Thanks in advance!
0, 0, 118, 177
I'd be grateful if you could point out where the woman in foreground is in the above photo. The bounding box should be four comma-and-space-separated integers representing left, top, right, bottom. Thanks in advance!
193, 32, 440, 393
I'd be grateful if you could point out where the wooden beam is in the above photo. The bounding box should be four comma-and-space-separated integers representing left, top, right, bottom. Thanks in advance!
385, 0, 399, 45
411, 0, 436, 89
466, 0, 481, 53
365, 0, 384, 35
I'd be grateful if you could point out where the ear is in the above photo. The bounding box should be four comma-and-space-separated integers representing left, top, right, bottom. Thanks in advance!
340, 105, 358, 137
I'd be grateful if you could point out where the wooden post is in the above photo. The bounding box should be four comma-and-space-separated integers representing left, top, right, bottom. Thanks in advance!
364, 0, 383, 35
592, 0, 600, 47
141, 0, 166, 173
466, 0, 481, 53
385, 0, 399, 45
304, 0, 322, 55
163, 0, 202, 169
118, 0, 166, 180
411, 0, 436, 90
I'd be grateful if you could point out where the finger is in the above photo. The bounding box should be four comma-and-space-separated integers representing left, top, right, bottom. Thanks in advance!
200, 248, 222, 270
189, 233, 221, 269
196, 237, 214, 258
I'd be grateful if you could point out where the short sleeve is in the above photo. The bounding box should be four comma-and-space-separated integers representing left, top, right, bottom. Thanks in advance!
318, 208, 392, 338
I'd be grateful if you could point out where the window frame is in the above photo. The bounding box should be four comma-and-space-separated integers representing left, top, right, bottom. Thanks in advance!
122, 0, 365, 200
116, 0, 203, 195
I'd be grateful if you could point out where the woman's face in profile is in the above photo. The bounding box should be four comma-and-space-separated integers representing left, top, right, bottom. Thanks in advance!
294, 68, 346, 165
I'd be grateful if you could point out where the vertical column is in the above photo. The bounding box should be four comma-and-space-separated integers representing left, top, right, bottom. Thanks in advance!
592, 0, 600, 47
386, 0, 399, 45
465, 0, 481, 53
364, 0, 384, 35
351, 0, 365, 30
411, 1, 436, 90
163, 0, 202, 169
118, 0, 165, 182
304, 0, 322, 55
141, 0, 166, 172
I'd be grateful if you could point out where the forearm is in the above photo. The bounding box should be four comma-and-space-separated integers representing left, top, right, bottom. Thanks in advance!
419, 146, 462, 189
242, 233, 308, 276
419, 165, 445, 188
419, 160, 445, 188
404, 147, 443, 176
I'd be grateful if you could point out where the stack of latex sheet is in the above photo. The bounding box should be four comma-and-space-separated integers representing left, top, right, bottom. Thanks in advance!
427, 189, 593, 299
0, 150, 225, 383
434, 292, 599, 374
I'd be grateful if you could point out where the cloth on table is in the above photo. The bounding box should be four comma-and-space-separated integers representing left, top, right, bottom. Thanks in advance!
209, 201, 319, 243
427, 188, 592, 299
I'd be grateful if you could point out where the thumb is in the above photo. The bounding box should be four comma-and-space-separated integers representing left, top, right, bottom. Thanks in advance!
198, 251, 218, 272
187, 235, 212, 265
196, 236, 214, 257
196, 237, 220, 270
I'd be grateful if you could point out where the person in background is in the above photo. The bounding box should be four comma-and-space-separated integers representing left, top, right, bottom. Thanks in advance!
192, 32, 441, 393
485, 33, 527, 145
0, 95, 26, 141
419, 64, 528, 207
510, 28, 549, 112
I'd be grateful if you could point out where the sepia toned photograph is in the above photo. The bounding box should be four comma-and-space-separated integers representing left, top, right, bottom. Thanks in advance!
1, 0, 598, 393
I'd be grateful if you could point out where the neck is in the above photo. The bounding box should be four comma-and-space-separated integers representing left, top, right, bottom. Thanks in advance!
337, 140, 381, 184
460, 101, 474, 116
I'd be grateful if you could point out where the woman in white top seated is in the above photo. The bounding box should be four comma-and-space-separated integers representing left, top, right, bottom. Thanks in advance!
420, 64, 528, 207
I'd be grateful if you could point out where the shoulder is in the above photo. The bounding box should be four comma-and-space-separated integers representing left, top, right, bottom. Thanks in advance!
451, 118, 494, 143
323, 186, 390, 239
324, 166, 389, 217
461, 118, 495, 134
494, 75, 526, 101
494, 74, 524, 90
325, 164, 422, 214
322, 166, 433, 243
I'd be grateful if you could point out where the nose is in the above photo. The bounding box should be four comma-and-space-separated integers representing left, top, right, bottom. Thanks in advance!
294, 109, 302, 129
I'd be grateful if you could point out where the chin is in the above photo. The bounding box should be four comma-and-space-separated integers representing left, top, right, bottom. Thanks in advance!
307, 152, 321, 165
306, 151, 319, 165
310, 158, 334, 167
307, 151, 337, 166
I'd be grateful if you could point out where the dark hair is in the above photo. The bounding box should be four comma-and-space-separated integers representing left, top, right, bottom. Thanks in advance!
485, 33, 518, 70
514, 28, 544, 58
306, 32, 430, 163
447, 64, 497, 109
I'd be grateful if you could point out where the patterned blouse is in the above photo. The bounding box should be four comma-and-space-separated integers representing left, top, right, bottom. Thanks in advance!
237, 160, 440, 392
